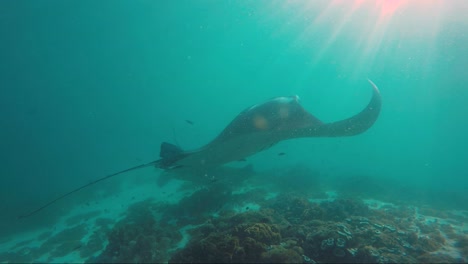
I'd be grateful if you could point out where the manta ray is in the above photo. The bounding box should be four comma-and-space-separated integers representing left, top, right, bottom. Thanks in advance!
19, 80, 381, 218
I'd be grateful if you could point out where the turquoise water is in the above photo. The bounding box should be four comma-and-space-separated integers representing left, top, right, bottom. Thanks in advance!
1, 0, 467, 260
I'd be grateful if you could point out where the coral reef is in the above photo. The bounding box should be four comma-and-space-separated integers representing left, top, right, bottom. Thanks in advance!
89, 200, 181, 263
4, 163, 468, 264
169, 210, 284, 263
4, 183, 464, 264
260, 245, 303, 263
240, 223, 281, 244
165, 192, 463, 263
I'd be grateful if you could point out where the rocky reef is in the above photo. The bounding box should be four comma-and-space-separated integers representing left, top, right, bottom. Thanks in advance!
86, 200, 181, 263
3, 165, 467, 263
88, 189, 466, 263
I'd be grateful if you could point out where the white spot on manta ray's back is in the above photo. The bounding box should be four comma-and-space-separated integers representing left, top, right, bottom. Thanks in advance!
273, 95, 300, 103
247, 95, 300, 111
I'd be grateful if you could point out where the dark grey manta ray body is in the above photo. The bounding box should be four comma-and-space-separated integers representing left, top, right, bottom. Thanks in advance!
158, 79, 381, 172
19, 80, 381, 218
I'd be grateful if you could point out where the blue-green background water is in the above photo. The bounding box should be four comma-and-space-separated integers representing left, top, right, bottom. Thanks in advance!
1, 0, 467, 237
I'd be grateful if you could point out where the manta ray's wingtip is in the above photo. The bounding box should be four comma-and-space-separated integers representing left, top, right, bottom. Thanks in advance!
366, 79, 382, 107
367, 79, 380, 93
307, 78, 382, 137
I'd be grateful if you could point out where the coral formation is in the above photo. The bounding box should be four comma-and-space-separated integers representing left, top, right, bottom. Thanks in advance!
11, 164, 468, 264
3, 164, 468, 263
3, 186, 462, 264
261, 245, 303, 263
89, 200, 181, 263
169, 210, 284, 263
241, 223, 281, 244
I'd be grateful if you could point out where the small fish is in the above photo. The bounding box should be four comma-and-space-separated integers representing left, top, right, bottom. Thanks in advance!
238, 158, 247, 162
245, 207, 249, 210
278, 152, 286, 156
185, 120, 194, 125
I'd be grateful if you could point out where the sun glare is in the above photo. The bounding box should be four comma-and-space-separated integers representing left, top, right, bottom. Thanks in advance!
375, 0, 407, 17
265, 0, 447, 80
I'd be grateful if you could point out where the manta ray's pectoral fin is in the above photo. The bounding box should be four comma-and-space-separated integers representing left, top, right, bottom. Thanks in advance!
305, 79, 382, 137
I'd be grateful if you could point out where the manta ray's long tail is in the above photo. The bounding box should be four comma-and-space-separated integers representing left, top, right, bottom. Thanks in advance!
312, 79, 382, 137
18, 159, 161, 219
19, 142, 185, 218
